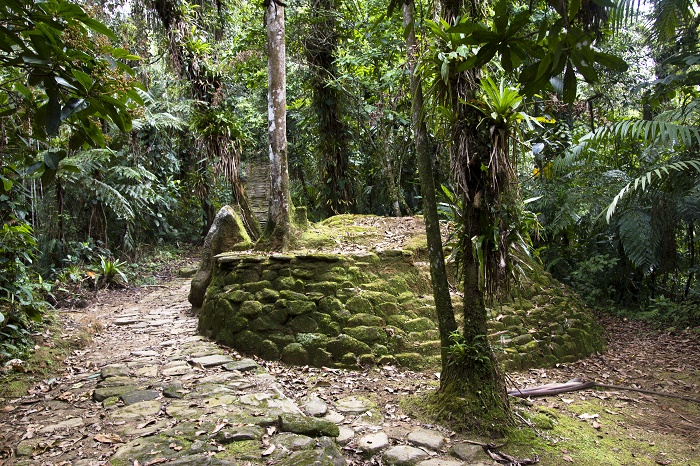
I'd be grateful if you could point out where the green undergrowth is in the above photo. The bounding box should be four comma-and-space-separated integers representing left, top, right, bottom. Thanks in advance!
0, 313, 93, 398
502, 398, 699, 465
399, 389, 698, 465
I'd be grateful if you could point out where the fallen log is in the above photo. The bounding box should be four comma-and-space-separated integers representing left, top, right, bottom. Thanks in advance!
508, 378, 700, 404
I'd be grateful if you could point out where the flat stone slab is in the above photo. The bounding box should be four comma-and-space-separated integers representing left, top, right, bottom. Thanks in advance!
135, 365, 159, 377
334, 395, 372, 414
279, 413, 340, 437
163, 383, 185, 399
97, 375, 135, 387
94, 385, 136, 402
407, 429, 445, 451
301, 395, 328, 417
273, 433, 316, 451
120, 389, 160, 406
337, 426, 355, 445
223, 358, 259, 372
38, 417, 84, 433
190, 354, 234, 368
417, 459, 465, 466
383, 445, 430, 465
131, 350, 159, 357
215, 425, 264, 443
323, 410, 345, 424
109, 399, 162, 420
113, 317, 140, 326
358, 432, 389, 454
162, 360, 191, 376
101, 365, 129, 378
451, 443, 483, 461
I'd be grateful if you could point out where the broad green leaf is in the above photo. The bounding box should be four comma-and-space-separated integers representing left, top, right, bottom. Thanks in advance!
79, 16, 117, 40
594, 52, 629, 72
563, 63, 577, 103
44, 151, 59, 170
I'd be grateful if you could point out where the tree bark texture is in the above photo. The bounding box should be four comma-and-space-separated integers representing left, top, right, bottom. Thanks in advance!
305, 0, 354, 216
403, 0, 457, 376
265, 1, 291, 250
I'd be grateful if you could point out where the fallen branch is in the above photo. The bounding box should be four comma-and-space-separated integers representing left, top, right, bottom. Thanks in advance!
508, 378, 700, 404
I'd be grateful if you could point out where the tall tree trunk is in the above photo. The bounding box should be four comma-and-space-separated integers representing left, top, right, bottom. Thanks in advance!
264, 0, 291, 250
434, 0, 512, 434
306, 0, 353, 216
403, 0, 457, 376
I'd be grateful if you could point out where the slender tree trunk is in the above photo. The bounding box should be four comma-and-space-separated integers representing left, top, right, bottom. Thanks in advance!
403, 0, 458, 377
306, 0, 353, 217
432, 0, 511, 434
264, 1, 291, 250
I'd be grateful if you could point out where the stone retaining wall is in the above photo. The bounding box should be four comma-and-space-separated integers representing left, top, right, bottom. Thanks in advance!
198, 251, 605, 371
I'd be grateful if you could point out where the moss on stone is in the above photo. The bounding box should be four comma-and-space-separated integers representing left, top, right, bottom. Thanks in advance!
227, 290, 254, 303
281, 343, 310, 365
327, 334, 372, 359
289, 315, 319, 333
239, 300, 263, 319
305, 281, 339, 295
403, 317, 436, 333
344, 326, 388, 346
345, 296, 373, 314
256, 288, 280, 303
346, 313, 385, 327
280, 289, 308, 301
287, 300, 316, 316
232, 330, 263, 354
395, 352, 425, 370
259, 340, 280, 360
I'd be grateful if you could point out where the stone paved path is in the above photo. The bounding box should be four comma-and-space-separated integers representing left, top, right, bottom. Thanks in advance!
0, 278, 498, 466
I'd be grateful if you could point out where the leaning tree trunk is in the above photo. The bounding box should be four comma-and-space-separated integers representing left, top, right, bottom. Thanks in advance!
403, 0, 457, 376
264, 0, 291, 251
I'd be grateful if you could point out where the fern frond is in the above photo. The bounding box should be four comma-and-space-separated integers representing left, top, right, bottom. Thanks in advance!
557, 120, 700, 170
606, 159, 700, 221
618, 207, 657, 272
91, 178, 135, 222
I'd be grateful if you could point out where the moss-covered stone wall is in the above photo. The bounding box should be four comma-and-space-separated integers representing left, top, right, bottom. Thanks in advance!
198, 250, 605, 371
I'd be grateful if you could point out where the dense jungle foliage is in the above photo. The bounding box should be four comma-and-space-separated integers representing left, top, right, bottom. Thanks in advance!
1, 0, 698, 363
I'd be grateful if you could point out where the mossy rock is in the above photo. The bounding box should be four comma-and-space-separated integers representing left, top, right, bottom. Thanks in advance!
259, 340, 280, 360
249, 315, 284, 332
261, 269, 279, 281
394, 352, 424, 370
360, 290, 398, 305
232, 330, 263, 354
278, 413, 340, 437
267, 332, 296, 349
240, 301, 263, 319
339, 352, 358, 367
292, 268, 317, 279
296, 333, 330, 350
408, 329, 439, 341
281, 343, 310, 365
375, 302, 400, 317
309, 347, 334, 367
256, 288, 280, 303
346, 313, 385, 328
318, 297, 350, 323
386, 314, 412, 327
345, 296, 373, 314
226, 290, 254, 303
361, 279, 390, 292
287, 300, 316, 316
416, 340, 441, 355
402, 317, 436, 333
274, 276, 299, 291
344, 326, 388, 346
312, 312, 341, 337
358, 353, 376, 366
326, 335, 372, 359
305, 281, 339, 296
280, 290, 308, 301
224, 315, 249, 335
289, 315, 319, 333
397, 291, 415, 303
378, 354, 396, 365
